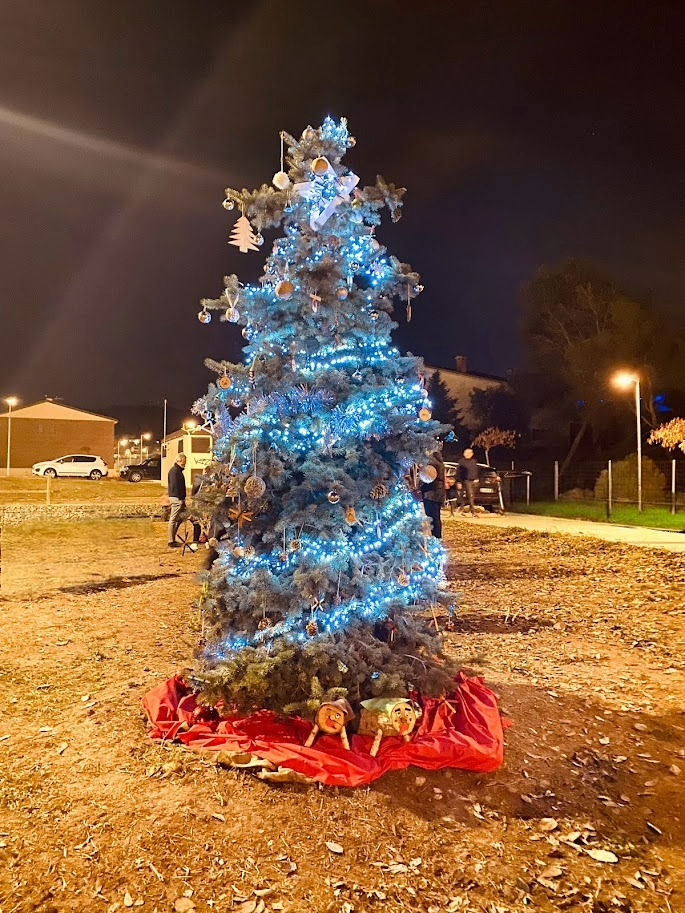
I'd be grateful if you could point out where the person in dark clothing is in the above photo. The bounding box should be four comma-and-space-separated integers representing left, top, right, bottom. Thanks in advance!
167, 454, 187, 546
421, 447, 446, 538
458, 447, 479, 515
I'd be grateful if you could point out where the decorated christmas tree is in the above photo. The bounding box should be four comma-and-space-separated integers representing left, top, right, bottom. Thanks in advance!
192, 117, 455, 714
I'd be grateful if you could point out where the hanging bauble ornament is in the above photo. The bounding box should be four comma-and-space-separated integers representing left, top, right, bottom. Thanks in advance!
198, 308, 211, 324
370, 483, 388, 500
222, 198, 235, 210
311, 156, 330, 176
208, 537, 219, 549
306, 618, 319, 637
413, 284, 424, 294
241, 327, 250, 339
352, 369, 362, 381
272, 170, 291, 190
345, 506, 358, 525
276, 279, 295, 299
254, 233, 264, 247
327, 490, 340, 504
225, 307, 240, 323
347, 136, 357, 148
351, 197, 363, 210
258, 617, 271, 631
280, 552, 288, 563
418, 464, 438, 484
244, 475, 266, 500
418, 407, 432, 422
232, 544, 246, 559
289, 538, 302, 552
218, 374, 232, 390
397, 571, 410, 587
336, 286, 349, 301
370, 311, 379, 321
350, 261, 361, 272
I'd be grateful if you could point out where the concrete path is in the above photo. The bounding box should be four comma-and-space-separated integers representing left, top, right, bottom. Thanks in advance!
446, 510, 685, 553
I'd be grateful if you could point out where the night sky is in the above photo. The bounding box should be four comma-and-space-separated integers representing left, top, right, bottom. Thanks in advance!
1, 1, 684, 412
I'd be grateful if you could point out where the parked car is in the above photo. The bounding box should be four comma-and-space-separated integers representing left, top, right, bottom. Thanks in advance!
444, 462, 504, 513
118, 456, 161, 483
32, 455, 109, 480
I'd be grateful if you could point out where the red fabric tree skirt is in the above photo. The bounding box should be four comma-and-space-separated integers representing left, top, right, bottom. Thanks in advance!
142, 672, 508, 788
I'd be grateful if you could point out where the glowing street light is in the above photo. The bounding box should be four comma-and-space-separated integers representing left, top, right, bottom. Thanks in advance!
140, 431, 152, 460
5, 397, 19, 477
612, 371, 642, 511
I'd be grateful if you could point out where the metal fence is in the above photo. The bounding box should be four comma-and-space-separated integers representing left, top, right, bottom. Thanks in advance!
506, 458, 685, 515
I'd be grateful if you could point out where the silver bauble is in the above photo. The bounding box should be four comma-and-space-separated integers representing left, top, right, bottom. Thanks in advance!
272, 170, 291, 190
198, 309, 211, 324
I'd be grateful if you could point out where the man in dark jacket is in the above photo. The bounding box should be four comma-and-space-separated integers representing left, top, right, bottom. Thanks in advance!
421, 447, 446, 538
167, 454, 187, 547
458, 447, 479, 515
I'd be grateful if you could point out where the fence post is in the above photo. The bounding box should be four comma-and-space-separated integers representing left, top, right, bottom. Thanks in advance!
526, 473, 531, 505
554, 461, 559, 501
672, 459, 677, 515
46, 475, 51, 505
607, 460, 612, 519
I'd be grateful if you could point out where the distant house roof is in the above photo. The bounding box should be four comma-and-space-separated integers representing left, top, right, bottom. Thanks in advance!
425, 366, 508, 385
163, 427, 214, 443
0, 400, 117, 422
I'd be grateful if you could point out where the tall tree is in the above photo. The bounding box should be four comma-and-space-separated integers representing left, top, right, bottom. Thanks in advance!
519, 259, 685, 474
192, 118, 454, 714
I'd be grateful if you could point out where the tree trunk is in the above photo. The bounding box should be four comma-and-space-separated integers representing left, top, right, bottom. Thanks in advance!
484, 446, 490, 465
559, 419, 589, 478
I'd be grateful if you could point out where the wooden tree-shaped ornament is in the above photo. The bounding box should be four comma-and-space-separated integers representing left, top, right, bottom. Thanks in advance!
229, 214, 259, 253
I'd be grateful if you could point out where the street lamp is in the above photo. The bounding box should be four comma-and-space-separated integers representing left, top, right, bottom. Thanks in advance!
117, 438, 129, 463
612, 371, 642, 511
140, 432, 152, 461
5, 396, 19, 478
5, 397, 18, 477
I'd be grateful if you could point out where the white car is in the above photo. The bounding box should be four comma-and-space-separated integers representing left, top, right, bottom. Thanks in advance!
32, 455, 109, 481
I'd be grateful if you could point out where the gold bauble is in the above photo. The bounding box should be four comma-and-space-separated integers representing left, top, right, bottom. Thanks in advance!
327, 490, 340, 504
311, 156, 330, 176
336, 286, 349, 301
218, 375, 232, 390
276, 279, 295, 299
244, 476, 266, 499
418, 408, 432, 422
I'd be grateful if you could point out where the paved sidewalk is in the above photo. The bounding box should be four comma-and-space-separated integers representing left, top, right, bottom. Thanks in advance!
447, 510, 685, 553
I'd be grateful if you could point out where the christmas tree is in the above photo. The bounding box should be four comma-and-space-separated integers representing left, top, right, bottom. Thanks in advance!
192, 117, 455, 714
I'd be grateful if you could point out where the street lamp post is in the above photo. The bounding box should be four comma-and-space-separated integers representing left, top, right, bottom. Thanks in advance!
612, 372, 642, 512
140, 432, 152, 461
5, 397, 18, 477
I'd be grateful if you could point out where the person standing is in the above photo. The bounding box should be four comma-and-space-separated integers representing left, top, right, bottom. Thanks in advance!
421, 446, 446, 538
167, 454, 187, 547
458, 447, 479, 516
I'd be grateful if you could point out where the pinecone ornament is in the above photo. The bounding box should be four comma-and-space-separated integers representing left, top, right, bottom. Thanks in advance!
306, 618, 319, 637
370, 482, 388, 500
258, 617, 270, 631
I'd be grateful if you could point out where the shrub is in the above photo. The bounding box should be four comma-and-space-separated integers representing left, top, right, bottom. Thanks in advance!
594, 454, 667, 505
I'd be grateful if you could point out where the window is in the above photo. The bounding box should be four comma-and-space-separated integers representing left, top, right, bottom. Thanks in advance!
58, 456, 75, 463
178, 440, 184, 454
191, 436, 211, 454
74, 456, 96, 463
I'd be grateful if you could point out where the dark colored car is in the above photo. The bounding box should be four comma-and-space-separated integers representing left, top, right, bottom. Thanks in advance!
119, 456, 161, 483
444, 462, 505, 513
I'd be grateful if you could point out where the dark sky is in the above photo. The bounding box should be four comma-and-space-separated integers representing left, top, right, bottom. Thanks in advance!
1, 1, 684, 411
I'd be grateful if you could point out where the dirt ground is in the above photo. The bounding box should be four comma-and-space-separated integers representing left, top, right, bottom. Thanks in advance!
1, 516, 684, 913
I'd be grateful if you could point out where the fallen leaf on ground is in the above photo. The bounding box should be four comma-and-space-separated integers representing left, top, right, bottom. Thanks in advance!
586, 849, 619, 863
325, 841, 344, 854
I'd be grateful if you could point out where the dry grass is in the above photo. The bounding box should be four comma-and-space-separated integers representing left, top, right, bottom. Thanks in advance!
0, 517, 684, 912
0, 477, 162, 505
